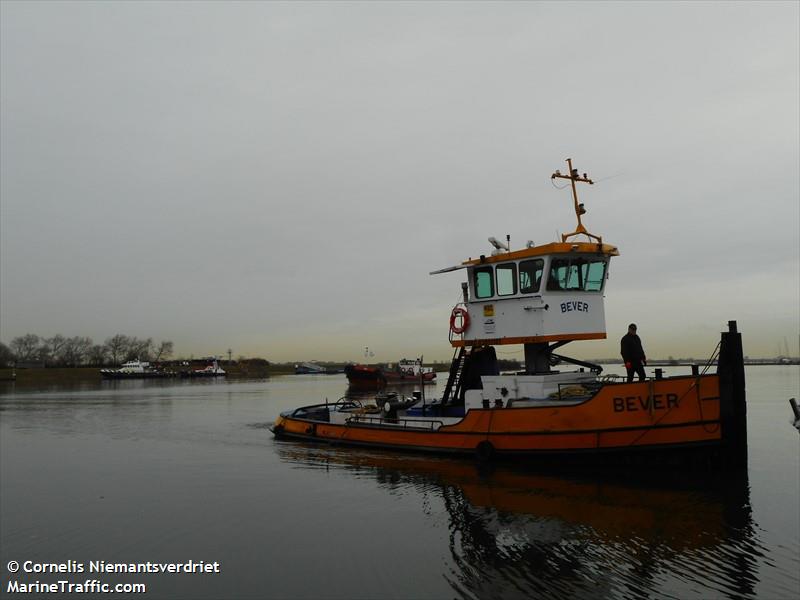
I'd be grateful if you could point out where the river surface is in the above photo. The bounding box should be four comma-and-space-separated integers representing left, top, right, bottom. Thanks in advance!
1, 366, 798, 599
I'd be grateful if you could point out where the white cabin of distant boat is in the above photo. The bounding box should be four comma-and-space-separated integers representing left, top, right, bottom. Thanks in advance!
120, 360, 150, 373
392, 359, 434, 376
101, 359, 150, 374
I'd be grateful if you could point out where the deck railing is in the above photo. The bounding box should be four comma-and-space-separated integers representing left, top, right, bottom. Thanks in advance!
345, 414, 445, 431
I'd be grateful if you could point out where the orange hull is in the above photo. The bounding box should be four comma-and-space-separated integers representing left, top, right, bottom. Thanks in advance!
273, 374, 725, 458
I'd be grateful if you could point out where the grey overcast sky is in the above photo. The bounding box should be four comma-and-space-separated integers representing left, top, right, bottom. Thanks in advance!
1, 1, 798, 363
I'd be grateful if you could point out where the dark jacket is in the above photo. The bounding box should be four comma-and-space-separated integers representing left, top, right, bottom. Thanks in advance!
620, 333, 646, 362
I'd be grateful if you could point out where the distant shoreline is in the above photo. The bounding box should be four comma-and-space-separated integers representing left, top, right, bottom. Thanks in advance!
0, 364, 274, 385
1, 361, 796, 386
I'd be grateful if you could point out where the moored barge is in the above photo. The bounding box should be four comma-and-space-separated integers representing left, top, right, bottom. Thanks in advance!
345, 359, 437, 388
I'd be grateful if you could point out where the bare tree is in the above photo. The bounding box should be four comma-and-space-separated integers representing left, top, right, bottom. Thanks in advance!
41, 334, 67, 365
139, 338, 154, 361
104, 334, 129, 365
0, 342, 15, 367
10, 334, 40, 363
153, 340, 174, 362
5, 334, 175, 368
123, 337, 153, 362
87, 344, 108, 366
62, 336, 92, 366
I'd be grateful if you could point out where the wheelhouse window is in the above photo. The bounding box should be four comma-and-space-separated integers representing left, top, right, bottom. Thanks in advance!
495, 263, 517, 296
581, 259, 607, 291
519, 259, 544, 294
547, 257, 607, 292
473, 266, 494, 299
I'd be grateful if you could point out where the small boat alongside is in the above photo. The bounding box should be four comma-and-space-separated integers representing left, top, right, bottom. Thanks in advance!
100, 360, 175, 380
272, 159, 748, 466
345, 358, 437, 388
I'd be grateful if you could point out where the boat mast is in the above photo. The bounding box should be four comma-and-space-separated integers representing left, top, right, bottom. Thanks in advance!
552, 158, 602, 244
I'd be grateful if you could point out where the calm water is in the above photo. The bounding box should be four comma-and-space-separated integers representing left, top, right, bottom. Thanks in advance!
1, 366, 798, 600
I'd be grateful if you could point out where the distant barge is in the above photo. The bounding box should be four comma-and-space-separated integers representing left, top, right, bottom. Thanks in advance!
101, 359, 226, 380
345, 359, 436, 389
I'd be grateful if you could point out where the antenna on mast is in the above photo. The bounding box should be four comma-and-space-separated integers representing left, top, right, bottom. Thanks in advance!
551, 158, 602, 244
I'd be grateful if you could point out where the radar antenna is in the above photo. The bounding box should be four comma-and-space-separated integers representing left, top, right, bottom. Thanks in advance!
551, 158, 601, 244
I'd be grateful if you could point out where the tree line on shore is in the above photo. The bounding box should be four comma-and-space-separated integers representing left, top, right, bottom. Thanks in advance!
0, 334, 174, 368
0, 334, 530, 372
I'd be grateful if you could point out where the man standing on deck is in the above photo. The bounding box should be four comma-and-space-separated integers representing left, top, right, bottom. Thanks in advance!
621, 323, 647, 382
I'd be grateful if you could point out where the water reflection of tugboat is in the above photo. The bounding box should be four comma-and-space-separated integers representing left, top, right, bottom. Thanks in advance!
273, 159, 747, 465
275, 444, 760, 600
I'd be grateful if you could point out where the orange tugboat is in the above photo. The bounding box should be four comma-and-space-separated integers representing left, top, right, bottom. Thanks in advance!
272, 159, 747, 465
